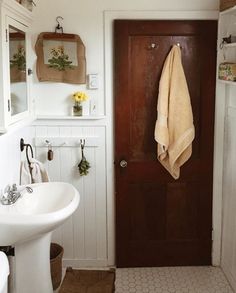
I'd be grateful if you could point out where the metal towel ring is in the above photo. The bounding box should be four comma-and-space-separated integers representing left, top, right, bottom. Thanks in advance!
26, 144, 34, 165
20, 138, 34, 165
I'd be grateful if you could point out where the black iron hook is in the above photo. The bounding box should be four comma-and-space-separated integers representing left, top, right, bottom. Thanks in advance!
26, 145, 34, 165
80, 139, 85, 150
20, 138, 34, 165
55, 16, 64, 34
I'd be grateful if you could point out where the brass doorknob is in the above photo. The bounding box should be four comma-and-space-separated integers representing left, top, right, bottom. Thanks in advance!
120, 160, 128, 168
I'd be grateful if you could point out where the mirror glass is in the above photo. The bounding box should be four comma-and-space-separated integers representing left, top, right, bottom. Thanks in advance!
9, 25, 27, 116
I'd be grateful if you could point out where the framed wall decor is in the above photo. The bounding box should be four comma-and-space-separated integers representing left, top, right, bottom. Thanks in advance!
35, 32, 86, 84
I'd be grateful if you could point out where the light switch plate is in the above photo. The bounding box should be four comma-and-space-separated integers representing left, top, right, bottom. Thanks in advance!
88, 74, 99, 89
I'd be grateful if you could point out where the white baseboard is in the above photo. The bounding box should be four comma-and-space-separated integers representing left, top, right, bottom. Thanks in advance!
222, 261, 236, 291
62, 258, 108, 269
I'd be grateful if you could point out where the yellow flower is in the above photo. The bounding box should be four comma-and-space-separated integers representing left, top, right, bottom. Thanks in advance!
72, 91, 89, 103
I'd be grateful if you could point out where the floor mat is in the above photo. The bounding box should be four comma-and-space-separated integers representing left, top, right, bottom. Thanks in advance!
59, 268, 115, 293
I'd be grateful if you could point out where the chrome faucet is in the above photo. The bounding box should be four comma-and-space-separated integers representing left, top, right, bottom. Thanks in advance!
0, 184, 33, 205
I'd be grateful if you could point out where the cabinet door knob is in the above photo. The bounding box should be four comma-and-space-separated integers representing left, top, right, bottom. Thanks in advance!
120, 160, 128, 168
28, 68, 33, 76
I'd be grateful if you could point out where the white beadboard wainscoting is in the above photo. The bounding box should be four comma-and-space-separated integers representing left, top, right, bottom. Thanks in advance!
221, 96, 236, 291
34, 125, 107, 268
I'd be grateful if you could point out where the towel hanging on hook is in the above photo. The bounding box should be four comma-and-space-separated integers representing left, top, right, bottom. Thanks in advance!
20, 138, 50, 185
20, 138, 34, 184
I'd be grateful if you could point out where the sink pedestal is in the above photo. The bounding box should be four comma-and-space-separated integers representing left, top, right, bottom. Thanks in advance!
0, 182, 80, 293
15, 232, 53, 293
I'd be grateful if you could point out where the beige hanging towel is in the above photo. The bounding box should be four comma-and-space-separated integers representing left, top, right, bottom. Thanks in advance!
154, 45, 195, 179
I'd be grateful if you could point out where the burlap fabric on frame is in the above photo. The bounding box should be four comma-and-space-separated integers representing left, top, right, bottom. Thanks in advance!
35, 32, 86, 84
220, 0, 236, 10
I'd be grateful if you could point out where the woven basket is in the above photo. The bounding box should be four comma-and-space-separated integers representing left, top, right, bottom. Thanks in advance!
220, 0, 236, 11
50, 243, 64, 290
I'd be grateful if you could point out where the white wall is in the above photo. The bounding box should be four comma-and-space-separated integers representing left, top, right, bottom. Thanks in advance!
28, 0, 220, 268
221, 88, 236, 291
0, 0, 222, 274
0, 1, 220, 185
31, 0, 219, 116
33, 124, 107, 268
216, 11, 236, 291
0, 126, 34, 190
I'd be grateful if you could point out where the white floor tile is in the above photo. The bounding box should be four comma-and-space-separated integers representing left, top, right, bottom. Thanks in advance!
115, 266, 233, 293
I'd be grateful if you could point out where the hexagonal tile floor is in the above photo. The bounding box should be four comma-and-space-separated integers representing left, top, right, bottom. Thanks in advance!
115, 266, 233, 293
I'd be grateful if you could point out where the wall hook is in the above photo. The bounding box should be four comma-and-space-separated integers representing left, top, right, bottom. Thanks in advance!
147, 43, 158, 50
80, 139, 85, 150
175, 43, 182, 49
55, 16, 64, 33
45, 140, 54, 161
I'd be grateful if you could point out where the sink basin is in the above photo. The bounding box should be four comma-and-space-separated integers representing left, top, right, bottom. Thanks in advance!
0, 182, 80, 246
0, 181, 80, 293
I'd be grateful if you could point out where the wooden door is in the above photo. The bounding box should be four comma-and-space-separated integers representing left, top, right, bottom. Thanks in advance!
114, 20, 217, 267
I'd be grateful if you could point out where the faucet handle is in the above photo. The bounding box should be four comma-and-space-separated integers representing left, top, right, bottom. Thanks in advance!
12, 184, 17, 192
25, 186, 33, 193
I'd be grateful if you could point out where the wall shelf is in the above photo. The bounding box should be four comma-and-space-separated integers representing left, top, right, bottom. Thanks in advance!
35, 136, 101, 147
220, 5, 236, 16
223, 43, 236, 48
36, 115, 106, 120
218, 79, 236, 85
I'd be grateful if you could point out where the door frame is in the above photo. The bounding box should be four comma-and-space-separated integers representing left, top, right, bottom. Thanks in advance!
104, 10, 221, 267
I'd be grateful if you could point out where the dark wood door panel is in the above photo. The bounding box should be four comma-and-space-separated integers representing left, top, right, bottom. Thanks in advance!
117, 241, 212, 267
117, 180, 212, 239
122, 161, 213, 182
115, 20, 217, 267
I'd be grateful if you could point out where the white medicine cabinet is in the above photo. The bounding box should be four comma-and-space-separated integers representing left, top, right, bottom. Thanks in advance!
0, 0, 33, 133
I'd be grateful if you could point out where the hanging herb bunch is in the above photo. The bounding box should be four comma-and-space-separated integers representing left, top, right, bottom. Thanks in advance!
78, 140, 90, 176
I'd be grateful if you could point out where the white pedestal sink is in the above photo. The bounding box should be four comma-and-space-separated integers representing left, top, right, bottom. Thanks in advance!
0, 182, 80, 293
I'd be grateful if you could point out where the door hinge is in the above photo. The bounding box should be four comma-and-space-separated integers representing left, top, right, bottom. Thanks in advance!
8, 99, 10, 112
212, 229, 214, 241
5, 29, 8, 42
